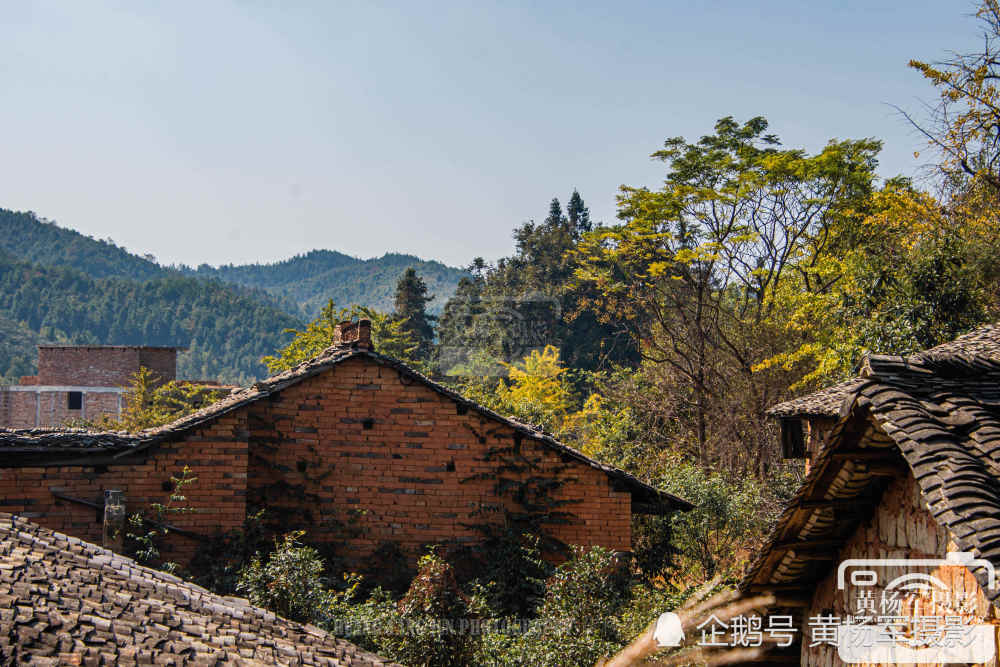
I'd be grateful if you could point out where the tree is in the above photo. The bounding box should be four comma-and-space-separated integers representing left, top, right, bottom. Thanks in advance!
906, 0, 1000, 194
70, 367, 228, 432
262, 300, 421, 374
436, 192, 635, 377
574, 116, 880, 472
393, 268, 436, 360
566, 189, 592, 237
757, 182, 1000, 387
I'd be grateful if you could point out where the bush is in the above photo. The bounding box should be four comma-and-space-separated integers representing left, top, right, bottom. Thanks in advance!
458, 529, 551, 618
481, 546, 629, 667
236, 531, 329, 624
656, 458, 785, 582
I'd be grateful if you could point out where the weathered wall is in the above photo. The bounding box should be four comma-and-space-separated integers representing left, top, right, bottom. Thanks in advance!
0, 353, 635, 571
36, 346, 176, 387
804, 470, 998, 667
245, 356, 632, 567
0, 414, 248, 565
0, 389, 122, 428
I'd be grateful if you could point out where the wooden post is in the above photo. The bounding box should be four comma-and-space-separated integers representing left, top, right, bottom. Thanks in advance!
103, 489, 125, 552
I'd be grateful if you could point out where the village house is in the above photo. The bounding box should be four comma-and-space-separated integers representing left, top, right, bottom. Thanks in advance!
0, 511, 399, 665
0, 320, 690, 574
0, 344, 182, 428
723, 323, 1000, 665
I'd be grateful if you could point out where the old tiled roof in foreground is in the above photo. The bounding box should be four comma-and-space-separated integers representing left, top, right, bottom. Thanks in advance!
728, 350, 1000, 663
0, 344, 691, 512
746, 350, 1000, 598
0, 512, 398, 666
766, 322, 1000, 418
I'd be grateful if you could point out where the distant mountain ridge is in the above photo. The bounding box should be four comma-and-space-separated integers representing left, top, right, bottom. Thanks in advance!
0, 208, 468, 383
0, 210, 467, 316
183, 250, 466, 317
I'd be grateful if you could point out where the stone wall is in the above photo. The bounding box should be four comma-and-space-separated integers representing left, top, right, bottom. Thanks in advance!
803, 470, 998, 666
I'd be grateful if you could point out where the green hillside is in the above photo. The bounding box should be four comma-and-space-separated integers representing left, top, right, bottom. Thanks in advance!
0, 208, 466, 384
185, 250, 468, 317
0, 254, 301, 384
0, 209, 168, 281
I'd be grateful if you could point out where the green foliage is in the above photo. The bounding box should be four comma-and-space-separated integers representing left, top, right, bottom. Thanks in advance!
485, 546, 629, 667
261, 299, 422, 373
460, 530, 551, 618
126, 466, 198, 574
393, 267, 436, 360
758, 185, 1000, 387
237, 531, 331, 624
0, 252, 300, 385
0, 310, 38, 383
573, 115, 881, 471
185, 250, 467, 318
437, 192, 635, 380
655, 458, 795, 582
0, 209, 167, 281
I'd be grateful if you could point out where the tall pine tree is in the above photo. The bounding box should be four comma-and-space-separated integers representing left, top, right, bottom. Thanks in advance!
393, 267, 435, 360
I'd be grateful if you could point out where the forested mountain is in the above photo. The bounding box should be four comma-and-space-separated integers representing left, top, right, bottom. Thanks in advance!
0, 310, 39, 382
0, 208, 466, 383
0, 253, 301, 384
0, 209, 168, 281
0, 208, 465, 318
184, 250, 467, 317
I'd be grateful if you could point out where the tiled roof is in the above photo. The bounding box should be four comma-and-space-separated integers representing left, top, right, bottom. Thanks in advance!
744, 349, 1000, 600
0, 343, 691, 511
0, 512, 399, 666
732, 349, 1000, 663
766, 322, 1000, 418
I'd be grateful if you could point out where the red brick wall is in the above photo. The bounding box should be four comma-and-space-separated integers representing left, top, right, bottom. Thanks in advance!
37, 347, 176, 387
3, 391, 37, 428
0, 354, 634, 571
245, 356, 632, 567
0, 414, 248, 565
138, 348, 180, 385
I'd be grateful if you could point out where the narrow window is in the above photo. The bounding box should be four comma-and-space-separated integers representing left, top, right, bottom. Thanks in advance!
67, 391, 83, 410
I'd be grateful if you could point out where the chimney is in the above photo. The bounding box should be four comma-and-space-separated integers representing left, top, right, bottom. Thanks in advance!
332, 319, 373, 350
103, 489, 125, 552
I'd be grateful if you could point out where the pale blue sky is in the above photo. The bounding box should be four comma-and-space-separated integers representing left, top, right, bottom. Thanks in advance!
0, 1, 982, 268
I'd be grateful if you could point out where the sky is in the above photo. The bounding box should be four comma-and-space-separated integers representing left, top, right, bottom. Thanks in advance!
0, 1, 984, 269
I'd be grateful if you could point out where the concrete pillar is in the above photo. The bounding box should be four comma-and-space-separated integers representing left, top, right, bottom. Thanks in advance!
103, 489, 125, 552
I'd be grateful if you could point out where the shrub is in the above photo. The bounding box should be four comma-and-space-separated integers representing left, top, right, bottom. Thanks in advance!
458, 529, 551, 618
484, 546, 629, 667
236, 531, 329, 624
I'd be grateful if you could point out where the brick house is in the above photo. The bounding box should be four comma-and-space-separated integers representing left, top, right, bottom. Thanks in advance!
0, 345, 181, 428
0, 320, 689, 572
719, 323, 1000, 665
0, 512, 399, 665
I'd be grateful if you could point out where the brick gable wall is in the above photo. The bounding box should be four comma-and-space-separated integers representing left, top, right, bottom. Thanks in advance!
0, 354, 634, 572
245, 356, 632, 566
